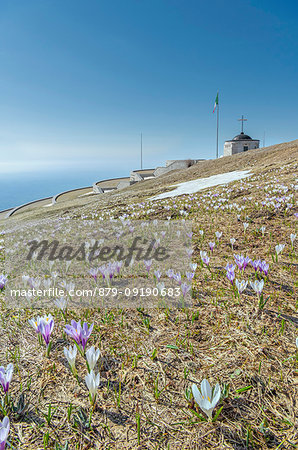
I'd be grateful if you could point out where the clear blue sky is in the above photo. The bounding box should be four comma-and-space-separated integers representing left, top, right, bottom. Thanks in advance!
0, 0, 297, 176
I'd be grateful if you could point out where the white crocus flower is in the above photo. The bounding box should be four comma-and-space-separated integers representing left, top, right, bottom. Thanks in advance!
85, 370, 100, 403
86, 346, 101, 371
230, 238, 236, 249
28, 316, 41, 332
243, 222, 249, 232
192, 379, 221, 419
156, 282, 165, 295
296, 337, 298, 349
260, 226, 266, 236
275, 244, 285, 255
64, 345, 77, 373
0, 416, 10, 448
28, 314, 52, 333
200, 250, 208, 260
250, 279, 264, 295
54, 297, 67, 311
235, 279, 248, 294
0, 363, 14, 394
22, 275, 30, 286
39, 314, 53, 327
60, 280, 75, 293
43, 278, 52, 289
290, 233, 296, 246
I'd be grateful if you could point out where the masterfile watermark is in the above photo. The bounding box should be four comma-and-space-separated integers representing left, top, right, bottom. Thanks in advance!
5, 218, 193, 308
26, 236, 170, 266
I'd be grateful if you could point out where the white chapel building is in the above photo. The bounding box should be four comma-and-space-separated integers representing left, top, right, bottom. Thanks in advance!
224, 116, 259, 156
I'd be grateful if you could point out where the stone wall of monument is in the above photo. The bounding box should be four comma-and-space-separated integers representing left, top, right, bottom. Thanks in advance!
224, 140, 259, 157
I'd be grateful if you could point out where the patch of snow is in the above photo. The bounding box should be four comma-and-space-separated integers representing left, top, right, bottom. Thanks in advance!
151, 170, 251, 200
78, 191, 95, 197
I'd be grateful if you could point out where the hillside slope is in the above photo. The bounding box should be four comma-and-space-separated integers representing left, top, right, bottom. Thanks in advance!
3, 139, 298, 224
0, 140, 297, 449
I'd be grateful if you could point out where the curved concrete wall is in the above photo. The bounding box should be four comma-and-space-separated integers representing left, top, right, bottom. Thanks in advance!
0, 208, 14, 220
1, 172, 154, 218
53, 186, 94, 204
1, 161, 198, 219
130, 169, 155, 181
117, 179, 134, 189
154, 160, 204, 177
95, 176, 130, 189
6, 197, 53, 218
51, 177, 132, 205
1, 177, 127, 218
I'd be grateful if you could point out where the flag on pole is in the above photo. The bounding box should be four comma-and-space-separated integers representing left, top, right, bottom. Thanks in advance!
213, 92, 218, 113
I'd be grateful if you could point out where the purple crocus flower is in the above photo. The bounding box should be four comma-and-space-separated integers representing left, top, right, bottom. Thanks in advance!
65, 320, 82, 345
234, 254, 250, 271
39, 319, 54, 346
181, 282, 191, 297
243, 256, 251, 271
260, 260, 269, 276
209, 242, 215, 252
89, 268, 98, 281
173, 272, 182, 285
144, 260, 152, 273
166, 269, 174, 279
0, 275, 7, 290
115, 261, 123, 274
234, 254, 244, 270
186, 248, 193, 258
186, 271, 195, 281
0, 416, 10, 449
251, 259, 261, 272
98, 265, 107, 280
65, 320, 94, 351
80, 322, 94, 351
154, 270, 162, 282
203, 255, 210, 266
225, 264, 235, 285
226, 270, 235, 284
0, 364, 13, 394
107, 262, 115, 280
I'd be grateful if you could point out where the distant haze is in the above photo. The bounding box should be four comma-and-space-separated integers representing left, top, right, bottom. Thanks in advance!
1, 0, 297, 204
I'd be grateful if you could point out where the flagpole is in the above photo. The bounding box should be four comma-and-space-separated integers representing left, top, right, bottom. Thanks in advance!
141, 132, 143, 169
216, 93, 219, 159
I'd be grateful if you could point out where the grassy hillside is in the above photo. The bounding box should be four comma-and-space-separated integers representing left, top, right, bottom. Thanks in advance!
0, 141, 297, 449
